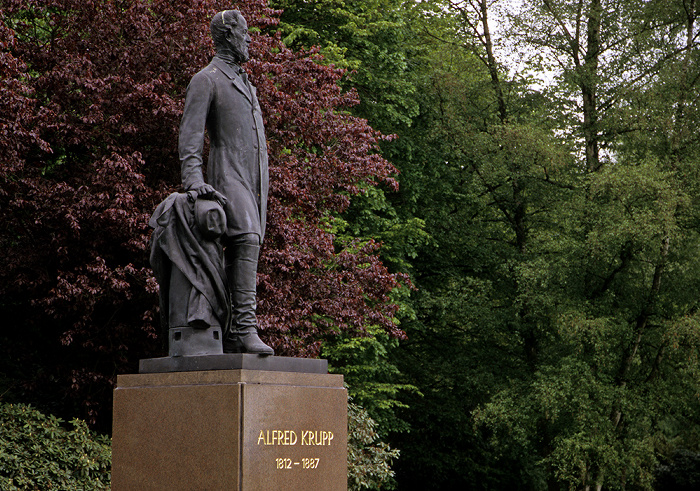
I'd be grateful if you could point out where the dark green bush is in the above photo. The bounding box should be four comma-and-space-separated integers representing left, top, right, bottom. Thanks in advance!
0, 403, 110, 490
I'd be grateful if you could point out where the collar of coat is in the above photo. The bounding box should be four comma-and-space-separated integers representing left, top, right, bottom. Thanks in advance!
211, 56, 253, 103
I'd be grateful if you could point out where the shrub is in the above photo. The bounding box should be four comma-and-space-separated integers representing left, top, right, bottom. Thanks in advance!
0, 403, 110, 490
348, 400, 400, 490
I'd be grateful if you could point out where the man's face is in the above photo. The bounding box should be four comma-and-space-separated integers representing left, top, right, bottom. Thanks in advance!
226, 13, 251, 63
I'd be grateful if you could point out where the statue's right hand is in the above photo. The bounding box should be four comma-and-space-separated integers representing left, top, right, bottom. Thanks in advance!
187, 183, 228, 206
191, 183, 217, 197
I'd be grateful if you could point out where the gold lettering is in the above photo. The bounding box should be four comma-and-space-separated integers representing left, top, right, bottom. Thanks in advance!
321, 431, 333, 446
299, 429, 335, 445
259, 429, 300, 445
284, 430, 297, 445
263, 429, 334, 446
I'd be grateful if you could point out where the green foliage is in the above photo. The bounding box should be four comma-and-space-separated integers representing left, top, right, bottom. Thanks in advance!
270, 0, 418, 130
347, 400, 400, 490
372, 1, 700, 488
323, 327, 417, 436
339, 186, 431, 274
0, 403, 111, 490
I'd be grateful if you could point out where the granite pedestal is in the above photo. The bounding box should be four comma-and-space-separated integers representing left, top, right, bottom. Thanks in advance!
112, 356, 347, 490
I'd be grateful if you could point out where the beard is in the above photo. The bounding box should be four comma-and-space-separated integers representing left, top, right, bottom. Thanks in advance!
231, 43, 249, 64
216, 39, 249, 65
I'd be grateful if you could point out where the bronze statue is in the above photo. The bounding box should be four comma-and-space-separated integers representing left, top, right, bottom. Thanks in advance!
176, 9, 273, 355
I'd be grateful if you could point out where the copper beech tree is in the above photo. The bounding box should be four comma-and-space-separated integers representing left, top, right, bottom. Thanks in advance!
0, 0, 405, 427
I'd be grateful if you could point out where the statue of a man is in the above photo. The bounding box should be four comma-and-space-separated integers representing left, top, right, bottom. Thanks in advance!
178, 9, 273, 355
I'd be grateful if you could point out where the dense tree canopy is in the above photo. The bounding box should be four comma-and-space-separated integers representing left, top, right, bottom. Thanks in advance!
388, 1, 700, 490
278, 0, 700, 489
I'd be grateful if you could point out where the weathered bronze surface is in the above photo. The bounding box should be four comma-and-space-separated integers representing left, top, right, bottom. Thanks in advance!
179, 10, 272, 355
148, 10, 274, 357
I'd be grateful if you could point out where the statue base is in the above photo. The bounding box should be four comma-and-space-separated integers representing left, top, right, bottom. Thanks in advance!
139, 353, 328, 374
111, 365, 347, 491
168, 326, 223, 357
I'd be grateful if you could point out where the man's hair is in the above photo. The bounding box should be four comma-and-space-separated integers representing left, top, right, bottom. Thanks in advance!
211, 10, 242, 48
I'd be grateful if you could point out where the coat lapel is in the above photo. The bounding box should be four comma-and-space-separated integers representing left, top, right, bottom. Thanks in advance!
211, 57, 253, 103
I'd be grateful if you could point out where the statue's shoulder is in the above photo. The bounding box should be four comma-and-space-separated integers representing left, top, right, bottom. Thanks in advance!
201, 60, 221, 74
191, 60, 232, 88
191, 61, 218, 81
186, 62, 220, 93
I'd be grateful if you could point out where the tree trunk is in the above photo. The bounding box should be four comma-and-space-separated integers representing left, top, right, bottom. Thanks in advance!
581, 0, 602, 172
479, 0, 508, 123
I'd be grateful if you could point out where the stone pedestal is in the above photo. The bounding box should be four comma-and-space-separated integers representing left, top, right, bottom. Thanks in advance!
112, 362, 347, 490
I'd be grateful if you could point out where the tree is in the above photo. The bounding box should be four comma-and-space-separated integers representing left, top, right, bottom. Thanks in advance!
346, 0, 700, 489
270, 0, 419, 132
465, 1, 700, 489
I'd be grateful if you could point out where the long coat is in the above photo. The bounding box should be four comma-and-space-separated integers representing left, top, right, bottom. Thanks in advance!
179, 56, 269, 243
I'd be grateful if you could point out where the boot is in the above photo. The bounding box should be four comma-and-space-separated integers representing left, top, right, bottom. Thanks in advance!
223, 234, 274, 356
223, 327, 274, 355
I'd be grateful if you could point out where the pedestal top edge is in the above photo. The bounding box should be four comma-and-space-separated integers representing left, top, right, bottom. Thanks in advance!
116, 369, 345, 389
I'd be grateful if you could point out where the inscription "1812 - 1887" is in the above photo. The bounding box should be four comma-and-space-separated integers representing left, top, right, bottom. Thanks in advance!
275, 457, 320, 470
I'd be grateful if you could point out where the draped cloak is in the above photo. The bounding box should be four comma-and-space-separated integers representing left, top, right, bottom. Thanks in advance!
149, 193, 231, 332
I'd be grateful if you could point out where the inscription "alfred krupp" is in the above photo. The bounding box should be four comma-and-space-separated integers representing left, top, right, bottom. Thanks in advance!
257, 430, 334, 446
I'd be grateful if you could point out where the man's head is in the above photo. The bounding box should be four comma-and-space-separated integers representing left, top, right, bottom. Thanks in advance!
211, 10, 251, 64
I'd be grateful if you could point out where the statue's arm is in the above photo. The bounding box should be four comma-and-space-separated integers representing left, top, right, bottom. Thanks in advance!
179, 71, 214, 192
